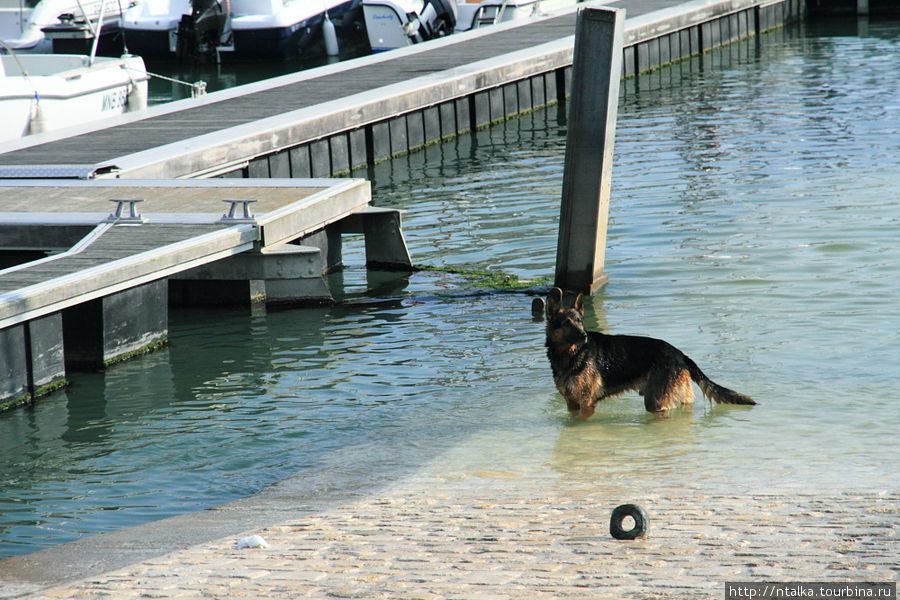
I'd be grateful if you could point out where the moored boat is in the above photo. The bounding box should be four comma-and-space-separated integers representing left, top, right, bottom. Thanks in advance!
0, 51, 148, 142
0, 0, 129, 52
455, 0, 578, 31
121, 0, 365, 61
362, 0, 580, 52
362, 0, 455, 53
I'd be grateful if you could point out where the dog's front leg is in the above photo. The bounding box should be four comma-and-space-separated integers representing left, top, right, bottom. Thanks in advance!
562, 393, 581, 413
560, 377, 598, 418
577, 378, 603, 419
578, 402, 596, 419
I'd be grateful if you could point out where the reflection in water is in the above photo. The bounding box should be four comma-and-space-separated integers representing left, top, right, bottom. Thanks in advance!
2, 20, 900, 558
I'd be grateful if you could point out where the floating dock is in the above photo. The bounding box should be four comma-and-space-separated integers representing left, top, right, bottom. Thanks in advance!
0, 0, 805, 179
0, 178, 410, 410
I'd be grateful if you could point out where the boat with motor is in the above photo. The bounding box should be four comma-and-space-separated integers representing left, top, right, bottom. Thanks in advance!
0, 0, 129, 53
456, 0, 578, 31
0, 49, 149, 142
121, 0, 365, 61
362, 0, 455, 53
362, 0, 579, 52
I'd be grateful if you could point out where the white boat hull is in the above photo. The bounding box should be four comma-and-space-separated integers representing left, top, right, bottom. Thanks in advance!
363, 0, 579, 52
363, 0, 421, 52
0, 0, 129, 52
0, 53, 149, 142
122, 0, 363, 59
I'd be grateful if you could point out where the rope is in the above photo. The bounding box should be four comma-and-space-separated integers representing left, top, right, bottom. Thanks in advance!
124, 64, 208, 98
146, 70, 208, 97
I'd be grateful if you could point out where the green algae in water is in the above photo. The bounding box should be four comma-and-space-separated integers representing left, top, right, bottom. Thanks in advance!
413, 264, 551, 291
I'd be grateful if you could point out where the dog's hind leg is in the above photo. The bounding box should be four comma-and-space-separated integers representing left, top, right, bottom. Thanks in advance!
671, 369, 694, 407
643, 368, 693, 413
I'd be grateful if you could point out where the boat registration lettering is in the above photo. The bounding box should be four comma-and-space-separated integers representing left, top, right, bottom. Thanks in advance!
102, 87, 129, 112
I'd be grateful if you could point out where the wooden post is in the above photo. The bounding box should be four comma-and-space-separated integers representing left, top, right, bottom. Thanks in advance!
554, 7, 625, 294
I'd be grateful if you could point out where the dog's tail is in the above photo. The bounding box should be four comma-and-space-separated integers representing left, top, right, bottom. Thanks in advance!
684, 356, 755, 406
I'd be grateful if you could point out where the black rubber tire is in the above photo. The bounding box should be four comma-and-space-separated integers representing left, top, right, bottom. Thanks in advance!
609, 504, 649, 540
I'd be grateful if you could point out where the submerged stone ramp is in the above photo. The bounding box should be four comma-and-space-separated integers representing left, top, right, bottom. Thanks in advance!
2, 474, 896, 599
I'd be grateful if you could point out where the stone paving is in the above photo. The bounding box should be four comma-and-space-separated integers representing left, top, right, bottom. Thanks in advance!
18, 472, 898, 600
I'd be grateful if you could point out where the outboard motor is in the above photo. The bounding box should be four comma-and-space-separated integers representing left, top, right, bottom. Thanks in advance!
176, 0, 230, 61
420, 0, 456, 39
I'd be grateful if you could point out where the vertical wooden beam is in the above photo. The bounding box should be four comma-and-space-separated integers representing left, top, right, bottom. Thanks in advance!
554, 7, 625, 294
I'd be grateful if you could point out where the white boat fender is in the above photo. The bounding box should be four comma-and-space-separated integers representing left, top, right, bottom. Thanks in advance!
126, 82, 147, 112
122, 57, 148, 112
28, 93, 50, 135
323, 12, 339, 56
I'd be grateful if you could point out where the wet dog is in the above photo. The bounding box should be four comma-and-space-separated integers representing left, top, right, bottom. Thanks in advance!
544, 287, 755, 418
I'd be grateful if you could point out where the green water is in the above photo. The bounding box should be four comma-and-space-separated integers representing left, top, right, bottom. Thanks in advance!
1, 19, 899, 558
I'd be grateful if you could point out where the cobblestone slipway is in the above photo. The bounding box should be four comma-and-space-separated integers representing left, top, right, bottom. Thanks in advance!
18, 470, 898, 600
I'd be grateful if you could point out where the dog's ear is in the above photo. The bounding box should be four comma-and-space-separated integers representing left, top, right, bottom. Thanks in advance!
546, 287, 563, 316
573, 293, 584, 315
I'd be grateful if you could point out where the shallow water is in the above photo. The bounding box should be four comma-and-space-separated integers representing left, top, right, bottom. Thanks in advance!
2, 19, 899, 558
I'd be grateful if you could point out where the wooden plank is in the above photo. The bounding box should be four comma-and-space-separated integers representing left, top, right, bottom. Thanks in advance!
0, 224, 222, 291
0, 224, 256, 328
0, 178, 372, 326
0, 183, 327, 214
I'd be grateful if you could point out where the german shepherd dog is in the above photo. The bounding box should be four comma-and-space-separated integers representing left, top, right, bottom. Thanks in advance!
544, 288, 755, 418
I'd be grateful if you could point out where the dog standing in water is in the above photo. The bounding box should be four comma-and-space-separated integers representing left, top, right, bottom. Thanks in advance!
544, 287, 755, 418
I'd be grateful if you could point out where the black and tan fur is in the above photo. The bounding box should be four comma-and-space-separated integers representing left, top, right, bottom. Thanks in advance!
544, 287, 754, 418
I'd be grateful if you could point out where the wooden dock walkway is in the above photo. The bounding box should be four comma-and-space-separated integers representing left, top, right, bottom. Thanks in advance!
0, 0, 803, 179
0, 178, 413, 409
0, 179, 369, 328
